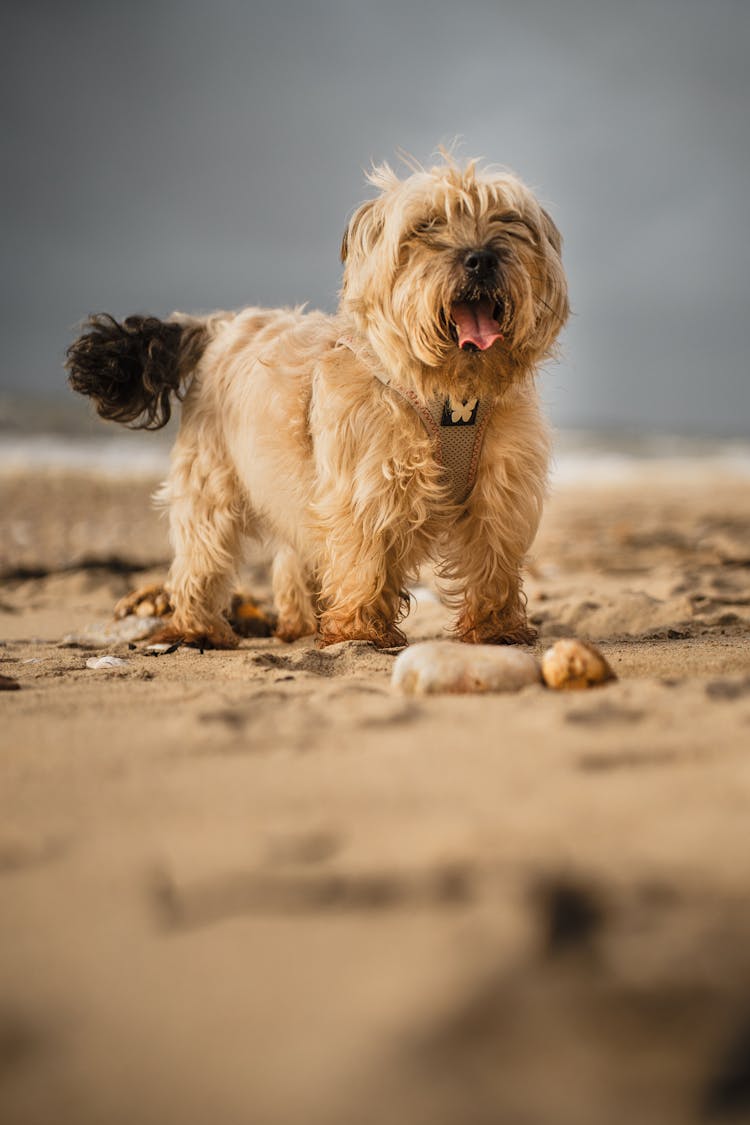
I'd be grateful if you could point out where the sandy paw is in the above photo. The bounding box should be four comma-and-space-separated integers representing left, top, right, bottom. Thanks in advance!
147, 622, 240, 650
228, 593, 276, 638
114, 583, 172, 620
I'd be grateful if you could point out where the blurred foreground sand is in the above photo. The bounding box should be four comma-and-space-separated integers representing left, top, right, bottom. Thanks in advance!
2, 464, 750, 1125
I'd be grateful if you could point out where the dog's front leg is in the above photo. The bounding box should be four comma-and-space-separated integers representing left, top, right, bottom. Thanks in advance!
314, 472, 411, 648
317, 524, 408, 648
453, 553, 536, 646
310, 356, 442, 648
449, 520, 537, 645
445, 430, 548, 647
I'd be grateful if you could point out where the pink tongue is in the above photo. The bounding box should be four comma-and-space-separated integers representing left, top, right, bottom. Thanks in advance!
451, 298, 503, 351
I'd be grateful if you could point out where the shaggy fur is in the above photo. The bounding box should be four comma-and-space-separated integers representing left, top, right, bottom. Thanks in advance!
66, 314, 207, 430
67, 156, 569, 649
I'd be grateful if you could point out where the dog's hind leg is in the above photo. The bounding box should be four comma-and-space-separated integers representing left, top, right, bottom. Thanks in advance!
272, 546, 317, 642
151, 423, 248, 649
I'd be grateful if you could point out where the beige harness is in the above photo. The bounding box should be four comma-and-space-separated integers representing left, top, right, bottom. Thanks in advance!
336, 338, 491, 505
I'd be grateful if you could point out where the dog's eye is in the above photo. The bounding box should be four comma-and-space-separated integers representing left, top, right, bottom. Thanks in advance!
413, 218, 439, 237
496, 210, 536, 244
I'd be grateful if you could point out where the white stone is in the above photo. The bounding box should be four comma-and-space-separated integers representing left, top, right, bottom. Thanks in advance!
392, 641, 541, 696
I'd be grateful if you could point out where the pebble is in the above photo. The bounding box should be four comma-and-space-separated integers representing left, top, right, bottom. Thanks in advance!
85, 655, 129, 670
392, 641, 541, 696
541, 639, 616, 690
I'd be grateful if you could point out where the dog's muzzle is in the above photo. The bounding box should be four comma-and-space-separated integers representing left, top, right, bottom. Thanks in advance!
449, 248, 505, 352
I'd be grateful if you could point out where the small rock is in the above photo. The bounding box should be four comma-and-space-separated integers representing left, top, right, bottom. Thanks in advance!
0, 674, 21, 691
392, 641, 541, 696
85, 655, 128, 670
541, 639, 616, 691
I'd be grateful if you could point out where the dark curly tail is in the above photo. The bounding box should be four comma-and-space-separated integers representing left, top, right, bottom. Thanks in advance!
66, 314, 208, 430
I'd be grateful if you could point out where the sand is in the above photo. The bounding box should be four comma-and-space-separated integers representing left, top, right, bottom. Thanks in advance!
2, 460, 750, 1125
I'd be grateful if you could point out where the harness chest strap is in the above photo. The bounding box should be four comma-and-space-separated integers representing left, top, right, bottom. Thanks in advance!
336, 336, 491, 505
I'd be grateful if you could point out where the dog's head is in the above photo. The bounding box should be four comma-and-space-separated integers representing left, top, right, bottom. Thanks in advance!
340, 157, 569, 390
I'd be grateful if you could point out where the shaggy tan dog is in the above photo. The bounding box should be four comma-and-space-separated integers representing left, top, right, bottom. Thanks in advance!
67, 156, 569, 648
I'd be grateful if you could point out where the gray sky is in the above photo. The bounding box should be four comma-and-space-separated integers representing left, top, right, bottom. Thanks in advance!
3, 0, 749, 433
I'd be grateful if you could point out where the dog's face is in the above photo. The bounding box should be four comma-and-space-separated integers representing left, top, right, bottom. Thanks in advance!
340, 159, 569, 386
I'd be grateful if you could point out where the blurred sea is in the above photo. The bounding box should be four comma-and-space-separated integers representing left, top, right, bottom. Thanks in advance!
2, 392, 749, 484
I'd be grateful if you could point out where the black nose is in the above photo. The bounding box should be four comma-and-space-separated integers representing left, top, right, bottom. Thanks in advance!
463, 248, 498, 280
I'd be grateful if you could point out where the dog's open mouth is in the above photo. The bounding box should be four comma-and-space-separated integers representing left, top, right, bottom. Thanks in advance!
449, 297, 504, 352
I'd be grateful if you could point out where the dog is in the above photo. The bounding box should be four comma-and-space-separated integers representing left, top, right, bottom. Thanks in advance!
66, 156, 569, 649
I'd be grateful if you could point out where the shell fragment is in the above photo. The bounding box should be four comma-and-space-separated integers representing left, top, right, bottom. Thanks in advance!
541, 639, 616, 690
85, 655, 128, 670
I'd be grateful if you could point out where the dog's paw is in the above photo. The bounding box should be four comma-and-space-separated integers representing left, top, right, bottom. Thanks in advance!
148, 621, 240, 650
228, 593, 276, 638
275, 620, 314, 644
114, 583, 172, 620
318, 621, 407, 649
456, 613, 537, 647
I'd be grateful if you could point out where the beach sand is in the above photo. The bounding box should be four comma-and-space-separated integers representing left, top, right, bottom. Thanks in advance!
2, 459, 750, 1124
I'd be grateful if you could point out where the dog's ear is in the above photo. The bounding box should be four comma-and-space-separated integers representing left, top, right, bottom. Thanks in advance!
539, 206, 563, 255
341, 198, 382, 263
